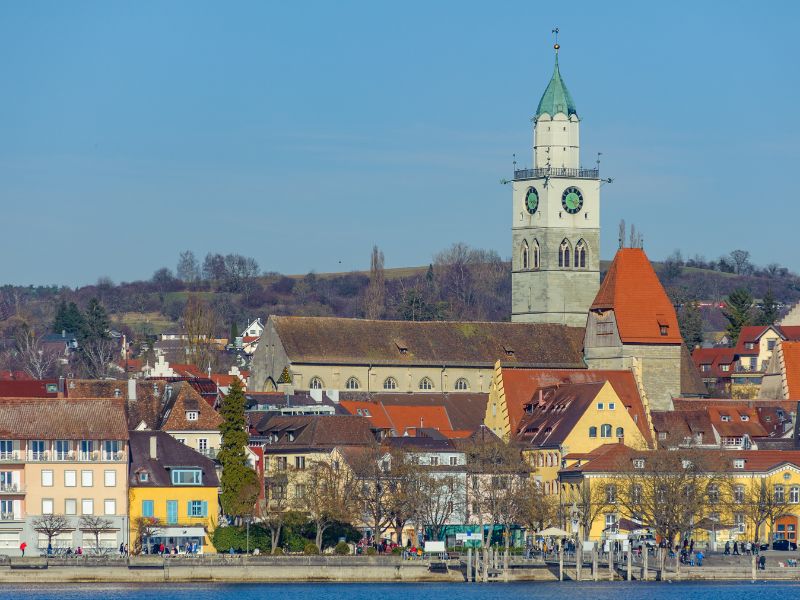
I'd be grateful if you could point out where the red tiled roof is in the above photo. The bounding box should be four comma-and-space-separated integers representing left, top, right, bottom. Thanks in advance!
0, 398, 128, 440
782, 341, 800, 399
383, 405, 452, 434
706, 406, 768, 438
0, 371, 33, 381
591, 248, 681, 344
0, 380, 59, 398
691, 347, 738, 379
339, 400, 393, 429
499, 368, 653, 446
210, 373, 245, 388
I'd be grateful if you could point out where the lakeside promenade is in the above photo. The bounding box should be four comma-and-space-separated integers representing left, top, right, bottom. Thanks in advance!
1, 552, 800, 583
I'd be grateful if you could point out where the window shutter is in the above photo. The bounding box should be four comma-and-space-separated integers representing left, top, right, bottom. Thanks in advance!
12, 500, 21, 520
187, 501, 192, 516
201, 501, 208, 517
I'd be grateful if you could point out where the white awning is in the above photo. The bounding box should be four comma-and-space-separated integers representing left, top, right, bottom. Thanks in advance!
158, 527, 206, 537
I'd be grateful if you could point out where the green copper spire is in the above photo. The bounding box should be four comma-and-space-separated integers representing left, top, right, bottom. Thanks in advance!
535, 48, 577, 119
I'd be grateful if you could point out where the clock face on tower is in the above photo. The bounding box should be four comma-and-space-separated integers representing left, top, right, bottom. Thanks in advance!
525, 187, 539, 214
561, 187, 584, 214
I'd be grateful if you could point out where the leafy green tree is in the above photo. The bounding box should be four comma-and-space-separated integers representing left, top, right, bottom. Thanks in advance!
52, 299, 85, 334
678, 301, 704, 349
218, 379, 259, 520
756, 289, 779, 326
723, 288, 754, 345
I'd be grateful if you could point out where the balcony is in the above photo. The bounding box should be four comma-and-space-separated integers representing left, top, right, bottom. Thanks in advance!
198, 448, 218, 459
513, 167, 599, 181
0, 452, 22, 463
24, 451, 126, 463
0, 483, 24, 495
0, 512, 19, 522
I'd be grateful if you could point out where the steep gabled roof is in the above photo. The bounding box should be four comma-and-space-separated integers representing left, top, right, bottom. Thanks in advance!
270, 316, 585, 367
129, 430, 218, 488
591, 248, 682, 344
159, 381, 223, 432
514, 382, 605, 447
781, 341, 800, 399
497, 367, 653, 446
257, 415, 376, 450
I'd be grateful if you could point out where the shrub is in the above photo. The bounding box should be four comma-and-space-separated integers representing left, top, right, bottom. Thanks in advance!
391, 547, 403, 556
271, 547, 284, 556
334, 541, 350, 555
304, 542, 320, 555
365, 547, 377, 556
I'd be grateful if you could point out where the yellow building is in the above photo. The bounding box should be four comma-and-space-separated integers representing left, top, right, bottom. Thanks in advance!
559, 445, 800, 545
128, 431, 219, 554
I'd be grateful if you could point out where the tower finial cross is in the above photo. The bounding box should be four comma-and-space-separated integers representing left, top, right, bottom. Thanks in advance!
552, 27, 560, 50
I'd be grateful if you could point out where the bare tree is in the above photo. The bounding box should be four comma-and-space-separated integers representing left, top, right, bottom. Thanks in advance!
363, 245, 385, 320
300, 459, 356, 551
613, 449, 727, 571
416, 471, 463, 542
182, 295, 220, 370
730, 249, 753, 275
80, 337, 118, 379
562, 479, 611, 541
14, 326, 58, 379
259, 475, 294, 554
727, 476, 791, 543
177, 250, 201, 284
516, 480, 558, 533
133, 517, 163, 554
32, 514, 71, 550
385, 453, 423, 545
349, 446, 393, 545
79, 515, 113, 551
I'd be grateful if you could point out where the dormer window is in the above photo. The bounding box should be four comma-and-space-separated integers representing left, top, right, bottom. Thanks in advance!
721, 415, 731, 422
660, 325, 669, 336
502, 344, 515, 357
171, 469, 202, 485
633, 459, 645, 469
740, 415, 749, 422
745, 342, 755, 350
394, 340, 409, 354
186, 411, 199, 421
139, 472, 149, 482
288, 432, 295, 442
733, 459, 745, 469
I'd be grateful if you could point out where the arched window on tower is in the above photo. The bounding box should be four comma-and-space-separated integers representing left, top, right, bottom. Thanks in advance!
559, 239, 572, 268
575, 239, 587, 269
521, 240, 529, 270
532, 239, 540, 269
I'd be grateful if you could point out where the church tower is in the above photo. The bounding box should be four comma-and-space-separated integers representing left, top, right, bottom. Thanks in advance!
511, 41, 600, 327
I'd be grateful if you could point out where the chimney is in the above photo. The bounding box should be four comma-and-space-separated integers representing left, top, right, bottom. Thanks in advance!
127, 379, 137, 401
149, 435, 158, 460
57, 376, 65, 398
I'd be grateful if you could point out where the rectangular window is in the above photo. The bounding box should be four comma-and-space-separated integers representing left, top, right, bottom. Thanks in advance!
81, 470, 93, 487
294, 456, 305, 470
0, 440, 14, 460
733, 459, 745, 469
295, 484, 306, 499
633, 459, 645, 469
65, 499, 77, 515
430, 456, 439, 466
775, 485, 786, 504
186, 411, 199, 421
187, 500, 207, 517
276, 457, 287, 471
81, 499, 94, 515
55, 440, 70, 461
171, 469, 202, 485
167, 500, 178, 524
198, 439, 208, 451
103, 440, 120, 461
608, 402, 616, 410
142, 500, 154, 518
104, 499, 116, 515
450, 456, 458, 466
104, 470, 116, 487
791, 486, 800, 504
80, 440, 94, 461
42, 499, 54, 514
41, 470, 54, 487
734, 513, 745, 533
30, 440, 46, 460
768, 340, 776, 350
658, 431, 667, 440
596, 322, 613, 335
597, 403, 604, 410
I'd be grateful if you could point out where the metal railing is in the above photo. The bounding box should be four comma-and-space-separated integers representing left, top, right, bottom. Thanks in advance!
514, 167, 599, 180
0, 483, 23, 494
0, 451, 125, 463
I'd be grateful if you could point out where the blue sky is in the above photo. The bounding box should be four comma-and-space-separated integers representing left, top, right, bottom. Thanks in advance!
1, 1, 798, 285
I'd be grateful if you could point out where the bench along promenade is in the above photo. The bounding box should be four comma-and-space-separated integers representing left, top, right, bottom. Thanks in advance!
0, 551, 800, 583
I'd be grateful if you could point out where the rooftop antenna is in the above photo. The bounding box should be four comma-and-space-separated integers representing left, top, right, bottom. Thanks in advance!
552, 26, 560, 51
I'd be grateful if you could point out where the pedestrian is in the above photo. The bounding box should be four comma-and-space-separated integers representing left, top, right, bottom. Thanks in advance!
119, 543, 125, 556
733, 541, 739, 555
19, 542, 26, 557
724, 541, 730, 555
696, 551, 704, 566
159, 542, 165, 555
47, 542, 52, 556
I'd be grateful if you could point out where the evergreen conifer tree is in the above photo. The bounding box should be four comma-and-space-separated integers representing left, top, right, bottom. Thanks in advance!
218, 379, 259, 520
757, 289, 779, 326
723, 288, 754, 345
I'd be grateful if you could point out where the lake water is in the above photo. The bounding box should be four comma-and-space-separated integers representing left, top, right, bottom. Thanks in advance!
5, 581, 800, 600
